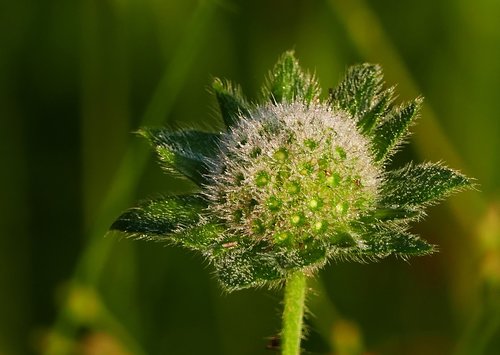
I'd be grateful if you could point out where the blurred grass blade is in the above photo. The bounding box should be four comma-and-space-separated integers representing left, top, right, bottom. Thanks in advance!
327, 0, 482, 228
46, 1, 218, 353
76, 0, 217, 285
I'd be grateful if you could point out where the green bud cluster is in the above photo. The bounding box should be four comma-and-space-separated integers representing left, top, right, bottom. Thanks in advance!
206, 103, 380, 249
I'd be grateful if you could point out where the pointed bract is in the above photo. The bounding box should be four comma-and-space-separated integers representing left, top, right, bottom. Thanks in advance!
212, 78, 250, 129
358, 86, 395, 135
361, 228, 436, 257
330, 64, 384, 120
139, 128, 221, 185
263, 51, 320, 104
110, 195, 206, 240
212, 241, 282, 291
175, 222, 225, 250
381, 162, 472, 208
362, 206, 421, 223
372, 98, 422, 162
274, 240, 328, 270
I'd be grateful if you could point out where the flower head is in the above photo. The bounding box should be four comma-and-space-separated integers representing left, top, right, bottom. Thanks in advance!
111, 51, 472, 291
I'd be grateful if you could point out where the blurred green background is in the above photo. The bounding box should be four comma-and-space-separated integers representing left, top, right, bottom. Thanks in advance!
1, 0, 499, 354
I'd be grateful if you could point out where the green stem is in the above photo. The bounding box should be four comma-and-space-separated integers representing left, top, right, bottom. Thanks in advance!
282, 271, 307, 355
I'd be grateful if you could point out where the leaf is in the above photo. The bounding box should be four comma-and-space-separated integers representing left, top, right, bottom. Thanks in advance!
371, 98, 422, 161
141, 128, 220, 159
175, 222, 225, 250
212, 240, 282, 291
330, 64, 383, 118
362, 228, 436, 257
359, 206, 421, 224
357, 86, 395, 135
274, 239, 328, 270
263, 50, 320, 104
139, 128, 221, 185
381, 162, 472, 208
110, 195, 206, 240
332, 222, 435, 259
212, 78, 250, 128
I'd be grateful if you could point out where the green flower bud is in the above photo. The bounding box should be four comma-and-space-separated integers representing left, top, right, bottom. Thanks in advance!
207, 102, 381, 250
113, 51, 473, 293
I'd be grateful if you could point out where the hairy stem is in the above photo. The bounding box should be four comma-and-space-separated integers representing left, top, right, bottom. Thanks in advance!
282, 271, 307, 355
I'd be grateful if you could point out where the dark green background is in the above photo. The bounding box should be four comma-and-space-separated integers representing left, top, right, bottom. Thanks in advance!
1, 0, 499, 354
